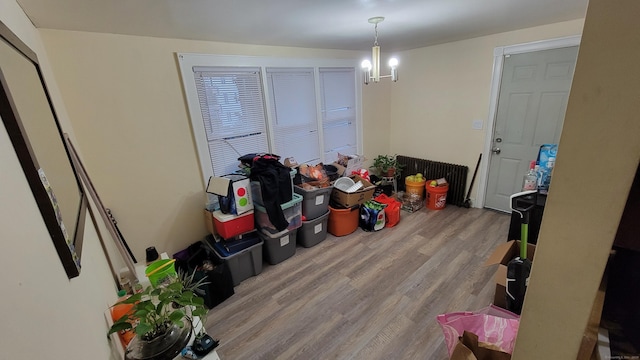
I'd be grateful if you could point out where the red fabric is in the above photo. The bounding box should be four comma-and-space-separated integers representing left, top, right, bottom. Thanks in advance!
374, 194, 401, 227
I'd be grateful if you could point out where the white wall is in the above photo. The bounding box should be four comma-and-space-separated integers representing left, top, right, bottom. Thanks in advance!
0, 0, 120, 359
390, 19, 584, 202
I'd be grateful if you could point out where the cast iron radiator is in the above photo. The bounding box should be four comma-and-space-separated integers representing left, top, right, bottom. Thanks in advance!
396, 155, 469, 207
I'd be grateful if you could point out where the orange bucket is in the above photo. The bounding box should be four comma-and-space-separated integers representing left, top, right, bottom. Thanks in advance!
328, 205, 359, 236
405, 178, 426, 198
425, 181, 449, 210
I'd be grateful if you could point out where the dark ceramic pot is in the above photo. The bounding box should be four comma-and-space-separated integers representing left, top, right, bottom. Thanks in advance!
124, 319, 192, 360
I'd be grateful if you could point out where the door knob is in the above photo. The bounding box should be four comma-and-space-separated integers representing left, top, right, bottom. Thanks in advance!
492, 147, 501, 155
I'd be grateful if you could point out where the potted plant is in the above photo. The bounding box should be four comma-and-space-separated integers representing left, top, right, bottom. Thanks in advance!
371, 154, 404, 178
108, 271, 209, 360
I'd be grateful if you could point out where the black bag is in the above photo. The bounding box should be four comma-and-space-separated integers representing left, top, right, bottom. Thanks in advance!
174, 242, 235, 309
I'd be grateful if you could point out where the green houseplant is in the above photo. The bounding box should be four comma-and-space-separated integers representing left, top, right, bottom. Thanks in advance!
371, 154, 405, 178
108, 272, 209, 360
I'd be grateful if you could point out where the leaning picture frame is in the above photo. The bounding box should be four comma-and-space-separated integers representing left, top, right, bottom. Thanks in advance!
0, 21, 88, 278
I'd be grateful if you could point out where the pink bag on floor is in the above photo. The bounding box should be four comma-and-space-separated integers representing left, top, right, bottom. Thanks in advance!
437, 305, 520, 357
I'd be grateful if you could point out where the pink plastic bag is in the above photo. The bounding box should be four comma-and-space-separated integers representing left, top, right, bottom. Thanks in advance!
437, 305, 520, 357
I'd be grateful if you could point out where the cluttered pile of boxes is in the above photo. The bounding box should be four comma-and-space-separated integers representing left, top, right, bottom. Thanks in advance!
195, 153, 413, 295
169, 153, 455, 310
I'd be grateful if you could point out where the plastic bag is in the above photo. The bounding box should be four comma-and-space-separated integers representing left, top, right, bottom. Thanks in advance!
437, 305, 520, 357
359, 200, 387, 231
374, 194, 401, 227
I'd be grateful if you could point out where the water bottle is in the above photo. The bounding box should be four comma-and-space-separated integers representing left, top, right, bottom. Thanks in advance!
522, 161, 538, 191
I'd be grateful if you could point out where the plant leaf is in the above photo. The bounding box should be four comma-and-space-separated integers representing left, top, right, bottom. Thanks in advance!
135, 322, 152, 336
108, 321, 132, 336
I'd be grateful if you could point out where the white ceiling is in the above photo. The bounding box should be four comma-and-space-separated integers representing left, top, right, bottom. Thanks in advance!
17, 0, 588, 52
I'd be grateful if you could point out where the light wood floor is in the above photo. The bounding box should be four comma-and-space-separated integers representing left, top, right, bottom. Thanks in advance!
205, 205, 510, 360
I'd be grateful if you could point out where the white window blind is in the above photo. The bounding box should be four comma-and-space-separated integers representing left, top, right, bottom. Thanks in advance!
266, 68, 320, 164
320, 68, 357, 162
193, 67, 269, 176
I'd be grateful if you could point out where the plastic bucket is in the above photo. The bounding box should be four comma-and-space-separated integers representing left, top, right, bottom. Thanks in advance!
405, 178, 426, 198
145, 259, 177, 287
425, 181, 449, 210
328, 205, 359, 236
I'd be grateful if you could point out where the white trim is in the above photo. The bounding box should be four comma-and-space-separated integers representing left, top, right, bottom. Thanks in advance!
177, 53, 361, 187
476, 35, 581, 209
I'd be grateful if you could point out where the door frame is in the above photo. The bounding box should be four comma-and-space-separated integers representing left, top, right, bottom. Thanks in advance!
476, 35, 582, 209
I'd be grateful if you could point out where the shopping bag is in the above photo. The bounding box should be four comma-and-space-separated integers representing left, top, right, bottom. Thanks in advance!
374, 194, 401, 227
437, 305, 520, 357
450, 331, 512, 360
359, 200, 387, 231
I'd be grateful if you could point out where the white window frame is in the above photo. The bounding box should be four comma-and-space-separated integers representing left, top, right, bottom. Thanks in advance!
177, 53, 363, 185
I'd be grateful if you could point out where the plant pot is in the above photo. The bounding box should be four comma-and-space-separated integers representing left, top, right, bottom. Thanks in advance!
384, 168, 396, 177
125, 318, 193, 360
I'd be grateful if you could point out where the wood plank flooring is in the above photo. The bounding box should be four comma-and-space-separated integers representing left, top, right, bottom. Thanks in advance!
204, 205, 510, 360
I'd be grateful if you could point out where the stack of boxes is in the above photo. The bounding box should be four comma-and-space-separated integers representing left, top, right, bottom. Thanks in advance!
252, 169, 302, 265
294, 184, 333, 247
204, 174, 264, 285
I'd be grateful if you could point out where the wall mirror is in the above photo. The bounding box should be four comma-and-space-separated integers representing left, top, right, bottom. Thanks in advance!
0, 21, 87, 278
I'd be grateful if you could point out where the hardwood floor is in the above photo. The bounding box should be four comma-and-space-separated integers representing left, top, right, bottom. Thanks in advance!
204, 205, 510, 360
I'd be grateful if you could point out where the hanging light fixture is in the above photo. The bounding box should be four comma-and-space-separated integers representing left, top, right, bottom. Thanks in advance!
361, 16, 398, 85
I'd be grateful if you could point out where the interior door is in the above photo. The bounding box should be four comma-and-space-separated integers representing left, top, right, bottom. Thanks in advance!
484, 46, 579, 212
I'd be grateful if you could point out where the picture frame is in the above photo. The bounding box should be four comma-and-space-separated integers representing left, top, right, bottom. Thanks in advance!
0, 21, 88, 278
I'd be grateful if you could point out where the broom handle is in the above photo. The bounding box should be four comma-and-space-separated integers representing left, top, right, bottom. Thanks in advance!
521, 223, 528, 259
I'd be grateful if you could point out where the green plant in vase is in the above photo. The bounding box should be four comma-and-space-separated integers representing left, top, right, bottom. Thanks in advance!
371, 154, 405, 178
108, 273, 209, 360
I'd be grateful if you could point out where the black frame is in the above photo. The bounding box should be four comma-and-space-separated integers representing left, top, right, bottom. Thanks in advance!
0, 21, 87, 278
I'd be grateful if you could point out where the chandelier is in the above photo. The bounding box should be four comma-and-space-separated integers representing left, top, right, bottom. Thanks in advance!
361, 17, 398, 85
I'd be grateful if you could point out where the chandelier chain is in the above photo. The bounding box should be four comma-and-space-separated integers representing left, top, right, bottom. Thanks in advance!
374, 23, 379, 46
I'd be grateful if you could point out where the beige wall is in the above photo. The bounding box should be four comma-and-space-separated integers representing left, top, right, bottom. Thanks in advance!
0, 0, 119, 359
40, 29, 389, 260
513, 0, 640, 357
389, 19, 584, 200
40, 20, 584, 259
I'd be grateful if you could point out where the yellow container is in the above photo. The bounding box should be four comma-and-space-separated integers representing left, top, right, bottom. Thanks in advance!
405, 178, 426, 198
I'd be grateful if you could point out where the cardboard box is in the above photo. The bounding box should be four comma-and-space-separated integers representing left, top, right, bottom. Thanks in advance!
484, 240, 537, 309
206, 174, 253, 215
330, 174, 376, 208
334, 154, 366, 177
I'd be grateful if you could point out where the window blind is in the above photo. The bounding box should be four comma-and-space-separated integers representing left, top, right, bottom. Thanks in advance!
193, 67, 269, 176
320, 68, 357, 162
266, 67, 321, 164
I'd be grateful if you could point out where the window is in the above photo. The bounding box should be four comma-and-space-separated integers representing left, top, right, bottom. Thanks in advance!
193, 67, 269, 176
267, 67, 320, 164
320, 68, 357, 162
178, 54, 362, 182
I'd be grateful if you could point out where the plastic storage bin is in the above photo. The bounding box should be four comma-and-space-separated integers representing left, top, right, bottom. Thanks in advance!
297, 210, 329, 248
294, 185, 333, 221
206, 236, 263, 286
328, 205, 360, 236
254, 193, 303, 234
174, 240, 235, 309
258, 228, 297, 265
212, 210, 255, 239
250, 169, 296, 206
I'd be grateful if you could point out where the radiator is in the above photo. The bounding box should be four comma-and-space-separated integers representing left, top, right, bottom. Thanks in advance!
396, 155, 469, 207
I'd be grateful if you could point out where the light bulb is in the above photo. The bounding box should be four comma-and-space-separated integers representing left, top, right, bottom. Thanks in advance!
361, 60, 372, 71
388, 58, 398, 69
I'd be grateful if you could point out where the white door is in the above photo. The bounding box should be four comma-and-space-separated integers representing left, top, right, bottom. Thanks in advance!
484, 46, 579, 212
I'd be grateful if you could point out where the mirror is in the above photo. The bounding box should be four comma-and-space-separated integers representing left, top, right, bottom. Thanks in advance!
0, 21, 87, 278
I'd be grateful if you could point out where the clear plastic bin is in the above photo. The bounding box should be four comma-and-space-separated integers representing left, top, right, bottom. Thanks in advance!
254, 193, 303, 234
